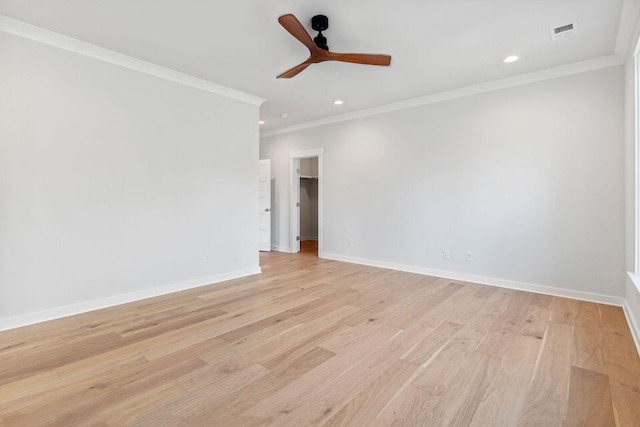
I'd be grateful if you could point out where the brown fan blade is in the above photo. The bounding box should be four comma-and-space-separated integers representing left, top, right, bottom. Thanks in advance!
325, 52, 392, 66
278, 14, 317, 53
277, 14, 391, 78
277, 61, 313, 79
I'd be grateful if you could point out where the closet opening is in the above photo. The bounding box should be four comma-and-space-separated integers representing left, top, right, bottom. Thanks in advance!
289, 148, 324, 257
299, 157, 319, 256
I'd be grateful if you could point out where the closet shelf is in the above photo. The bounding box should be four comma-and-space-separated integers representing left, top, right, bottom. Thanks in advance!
300, 175, 318, 179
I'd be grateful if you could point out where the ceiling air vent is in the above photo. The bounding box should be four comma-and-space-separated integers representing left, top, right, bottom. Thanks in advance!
550, 22, 577, 40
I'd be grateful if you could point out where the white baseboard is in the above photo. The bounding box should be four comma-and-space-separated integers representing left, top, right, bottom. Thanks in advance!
319, 252, 624, 307
271, 245, 292, 253
623, 299, 640, 357
0, 266, 262, 332
321, 251, 640, 356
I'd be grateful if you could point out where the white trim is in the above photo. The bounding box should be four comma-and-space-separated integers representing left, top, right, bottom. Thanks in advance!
629, 272, 640, 296
271, 245, 292, 253
320, 252, 625, 307
623, 299, 640, 357
615, 0, 640, 58
261, 55, 622, 138
627, 15, 640, 359
289, 148, 325, 159
290, 158, 300, 254
635, 38, 640, 275
289, 149, 324, 256
0, 15, 264, 106
0, 266, 261, 332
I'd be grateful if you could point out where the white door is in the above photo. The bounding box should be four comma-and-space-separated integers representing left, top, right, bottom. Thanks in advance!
258, 159, 271, 252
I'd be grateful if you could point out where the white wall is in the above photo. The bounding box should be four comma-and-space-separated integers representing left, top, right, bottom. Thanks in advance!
261, 66, 625, 299
0, 32, 260, 327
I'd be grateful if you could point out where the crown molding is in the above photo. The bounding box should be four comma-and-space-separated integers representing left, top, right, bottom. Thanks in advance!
615, 0, 640, 58
0, 15, 265, 106
261, 54, 623, 138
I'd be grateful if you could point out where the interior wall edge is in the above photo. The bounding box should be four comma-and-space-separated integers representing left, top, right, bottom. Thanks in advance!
321, 251, 640, 356
261, 54, 623, 138
615, 0, 640, 57
0, 14, 265, 106
623, 299, 640, 358
320, 251, 625, 306
0, 266, 261, 333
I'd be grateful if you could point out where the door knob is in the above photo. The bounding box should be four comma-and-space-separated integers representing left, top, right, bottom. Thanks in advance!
264, 208, 271, 212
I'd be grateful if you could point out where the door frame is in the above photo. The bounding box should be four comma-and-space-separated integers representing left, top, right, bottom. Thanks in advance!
289, 148, 324, 255
258, 159, 271, 252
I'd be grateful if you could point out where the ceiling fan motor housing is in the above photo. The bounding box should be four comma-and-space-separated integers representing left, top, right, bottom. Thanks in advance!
312, 15, 330, 51
311, 15, 329, 31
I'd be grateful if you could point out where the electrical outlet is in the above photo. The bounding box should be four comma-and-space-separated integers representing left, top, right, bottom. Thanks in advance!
347, 238, 354, 247
443, 249, 450, 260
465, 251, 473, 262
203, 252, 211, 263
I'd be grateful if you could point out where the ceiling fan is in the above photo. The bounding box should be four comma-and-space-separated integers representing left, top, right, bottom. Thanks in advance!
277, 14, 392, 79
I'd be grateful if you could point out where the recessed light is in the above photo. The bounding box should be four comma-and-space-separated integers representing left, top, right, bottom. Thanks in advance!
333, 99, 344, 105
280, 113, 289, 118
503, 55, 519, 63
258, 120, 265, 125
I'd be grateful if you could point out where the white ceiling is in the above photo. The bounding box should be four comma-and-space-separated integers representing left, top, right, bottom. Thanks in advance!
0, 0, 630, 132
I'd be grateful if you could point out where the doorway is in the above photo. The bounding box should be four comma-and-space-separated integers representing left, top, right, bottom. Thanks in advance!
289, 148, 323, 256
299, 158, 319, 255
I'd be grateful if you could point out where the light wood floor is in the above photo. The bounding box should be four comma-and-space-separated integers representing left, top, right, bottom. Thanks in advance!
1, 244, 640, 426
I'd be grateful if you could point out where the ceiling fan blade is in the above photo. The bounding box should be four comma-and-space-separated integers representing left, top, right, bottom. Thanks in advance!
327, 52, 392, 66
277, 61, 313, 79
278, 14, 317, 53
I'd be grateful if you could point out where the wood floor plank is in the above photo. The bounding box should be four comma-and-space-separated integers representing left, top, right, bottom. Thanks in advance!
519, 304, 549, 340
573, 302, 607, 375
0, 353, 149, 414
517, 322, 574, 425
130, 363, 269, 426
380, 290, 512, 420
243, 325, 401, 420
489, 291, 535, 334
323, 359, 418, 427
4, 358, 206, 426
565, 366, 614, 426
401, 320, 462, 365
531, 293, 554, 308
601, 305, 640, 389
549, 297, 580, 325
0, 244, 638, 425
469, 334, 542, 427
475, 330, 516, 359
184, 346, 337, 425
413, 282, 484, 328
426, 351, 500, 425
610, 381, 640, 427
272, 322, 442, 426
0, 332, 127, 386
